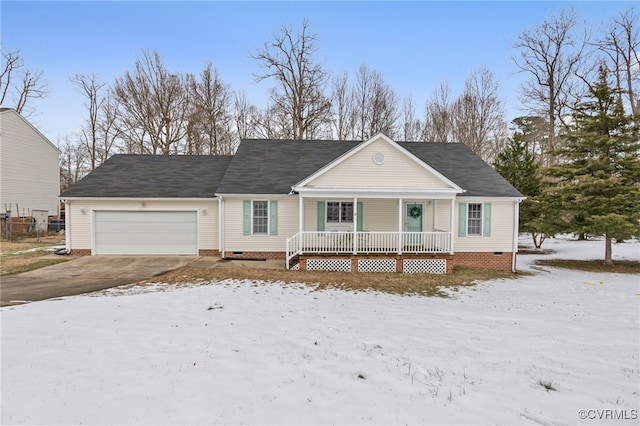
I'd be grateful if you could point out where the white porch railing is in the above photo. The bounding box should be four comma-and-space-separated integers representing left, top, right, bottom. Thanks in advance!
286, 231, 452, 269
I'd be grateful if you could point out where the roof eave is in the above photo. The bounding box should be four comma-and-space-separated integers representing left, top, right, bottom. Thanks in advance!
59, 196, 219, 201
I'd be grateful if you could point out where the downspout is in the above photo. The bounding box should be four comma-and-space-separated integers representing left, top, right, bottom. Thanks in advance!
218, 195, 224, 258
449, 199, 455, 254
298, 194, 304, 261
64, 200, 71, 252
298, 195, 303, 236
512, 200, 521, 273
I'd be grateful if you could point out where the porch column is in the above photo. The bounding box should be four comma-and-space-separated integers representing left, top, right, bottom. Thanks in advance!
433, 200, 437, 230
450, 198, 455, 254
353, 196, 358, 254
397, 198, 403, 255
298, 195, 304, 234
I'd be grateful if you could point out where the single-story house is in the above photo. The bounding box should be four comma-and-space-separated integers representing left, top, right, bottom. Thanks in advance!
60, 134, 524, 273
1, 108, 61, 217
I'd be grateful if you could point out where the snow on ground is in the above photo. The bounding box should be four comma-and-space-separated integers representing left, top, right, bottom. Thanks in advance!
1, 236, 639, 425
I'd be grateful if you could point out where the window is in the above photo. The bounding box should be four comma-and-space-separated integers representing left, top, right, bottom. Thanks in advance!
327, 202, 353, 223
252, 200, 268, 235
467, 203, 482, 236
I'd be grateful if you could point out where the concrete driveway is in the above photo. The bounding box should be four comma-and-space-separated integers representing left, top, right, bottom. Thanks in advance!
0, 256, 201, 307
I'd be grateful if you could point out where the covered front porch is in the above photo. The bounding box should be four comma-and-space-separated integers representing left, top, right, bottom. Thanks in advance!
285, 191, 460, 271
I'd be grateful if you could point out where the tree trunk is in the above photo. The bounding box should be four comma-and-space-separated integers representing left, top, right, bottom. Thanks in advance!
604, 234, 613, 266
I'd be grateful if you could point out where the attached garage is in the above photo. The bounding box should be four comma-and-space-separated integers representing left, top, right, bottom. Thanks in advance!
60, 155, 232, 256
94, 211, 198, 255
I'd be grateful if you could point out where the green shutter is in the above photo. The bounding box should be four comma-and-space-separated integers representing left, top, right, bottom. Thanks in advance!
317, 201, 325, 231
243, 200, 251, 236
269, 200, 278, 236
458, 202, 467, 237
357, 202, 363, 231
483, 203, 492, 237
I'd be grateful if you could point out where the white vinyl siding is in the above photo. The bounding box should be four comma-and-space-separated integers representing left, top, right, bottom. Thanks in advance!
0, 110, 60, 215
454, 200, 515, 252
306, 137, 453, 189
66, 200, 217, 253
95, 211, 197, 255
433, 200, 452, 232
303, 199, 453, 233
224, 197, 297, 252
360, 199, 398, 232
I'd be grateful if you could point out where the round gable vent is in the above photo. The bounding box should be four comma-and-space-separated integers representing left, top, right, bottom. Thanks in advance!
373, 151, 385, 165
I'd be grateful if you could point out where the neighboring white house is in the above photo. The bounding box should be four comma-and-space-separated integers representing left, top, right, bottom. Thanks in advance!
0, 108, 60, 216
60, 134, 524, 273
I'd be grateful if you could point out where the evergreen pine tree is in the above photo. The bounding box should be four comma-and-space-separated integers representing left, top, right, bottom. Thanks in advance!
494, 133, 540, 196
494, 132, 563, 248
550, 66, 640, 264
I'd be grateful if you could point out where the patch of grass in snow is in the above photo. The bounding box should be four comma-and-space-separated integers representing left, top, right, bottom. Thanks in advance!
536, 258, 640, 274
517, 247, 556, 255
0, 249, 69, 275
0, 234, 63, 254
537, 379, 557, 392
144, 266, 518, 297
1, 235, 69, 275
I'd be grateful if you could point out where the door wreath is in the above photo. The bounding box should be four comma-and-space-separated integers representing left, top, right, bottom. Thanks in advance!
409, 206, 421, 219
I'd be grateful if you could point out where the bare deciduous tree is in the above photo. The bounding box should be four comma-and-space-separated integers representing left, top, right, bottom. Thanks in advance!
0, 49, 47, 116
330, 71, 356, 140
69, 74, 120, 173
59, 136, 87, 193
113, 50, 190, 154
252, 19, 331, 140
353, 64, 398, 139
401, 94, 424, 141
72, 73, 105, 170
595, 8, 640, 117
253, 103, 294, 140
423, 82, 453, 142
451, 68, 507, 162
512, 7, 586, 165
233, 91, 261, 141
187, 63, 236, 155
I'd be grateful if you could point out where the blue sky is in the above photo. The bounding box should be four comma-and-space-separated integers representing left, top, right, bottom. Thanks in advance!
1, 1, 634, 144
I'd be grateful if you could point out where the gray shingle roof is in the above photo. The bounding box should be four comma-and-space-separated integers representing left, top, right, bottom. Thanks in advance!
399, 142, 523, 197
216, 139, 361, 194
60, 139, 522, 199
216, 140, 522, 198
60, 155, 232, 198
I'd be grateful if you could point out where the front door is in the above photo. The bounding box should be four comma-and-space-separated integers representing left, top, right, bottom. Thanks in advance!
404, 202, 423, 249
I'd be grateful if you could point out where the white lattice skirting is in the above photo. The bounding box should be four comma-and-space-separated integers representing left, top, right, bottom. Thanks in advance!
306, 258, 352, 272
403, 259, 447, 274
358, 259, 397, 273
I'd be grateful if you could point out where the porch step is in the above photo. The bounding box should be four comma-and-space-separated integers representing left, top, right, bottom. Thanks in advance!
287, 253, 300, 270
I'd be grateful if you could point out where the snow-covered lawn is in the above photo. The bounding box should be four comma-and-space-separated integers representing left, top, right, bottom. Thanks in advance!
1, 236, 638, 425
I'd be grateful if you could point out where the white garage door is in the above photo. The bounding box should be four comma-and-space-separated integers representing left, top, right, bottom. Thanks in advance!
94, 211, 197, 255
